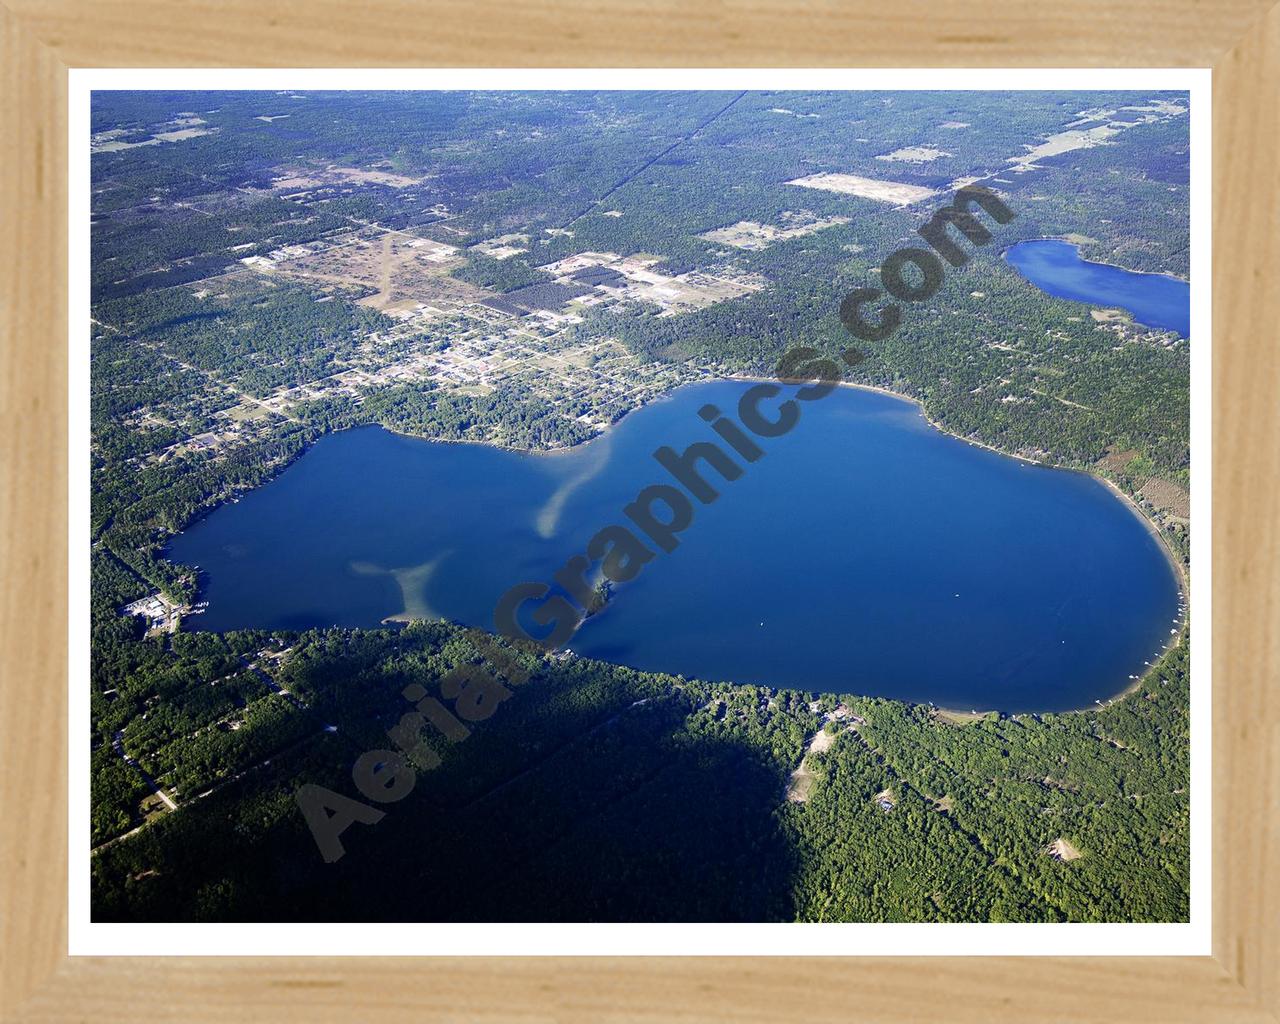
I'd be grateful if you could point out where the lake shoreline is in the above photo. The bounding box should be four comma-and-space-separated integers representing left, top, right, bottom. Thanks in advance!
173, 372, 1187, 721
862, 378, 1186, 717
1002, 237, 1191, 285
712, 373, 1188, 718
726, 372, 1185, 582
1002, 238, 1191, 337
383, 372, 1187, 718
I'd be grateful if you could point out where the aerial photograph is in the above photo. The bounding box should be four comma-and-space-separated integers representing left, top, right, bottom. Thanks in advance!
88, 88, 1191, 924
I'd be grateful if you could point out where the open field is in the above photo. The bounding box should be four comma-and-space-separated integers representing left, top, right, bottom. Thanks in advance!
472, 233, 531, 259
700, 212, 851, 250
876, 146, 953, 163
271, 164, 421, 189
90, 120, 215, 153
785, 171, 937, 206
1007, 125, 1124, 172
1006, 101, 1187, 173
537, 251, 765, 313
246, 230, 470, 313
1137, 477, 1191, 519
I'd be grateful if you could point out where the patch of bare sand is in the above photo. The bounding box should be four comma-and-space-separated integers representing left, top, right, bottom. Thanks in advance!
932, 708, 988, 726
786, 172, 937, 207
786, 728, 838, 803
700, 212, 850, 251
876, 146, 952, 164
1046, 837, 1083, 862
1007, 125, 1122, 172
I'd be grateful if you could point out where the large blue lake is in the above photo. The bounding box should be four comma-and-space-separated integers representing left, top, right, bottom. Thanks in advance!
1005, 238, 1191, 337
167, 381, 1182, 712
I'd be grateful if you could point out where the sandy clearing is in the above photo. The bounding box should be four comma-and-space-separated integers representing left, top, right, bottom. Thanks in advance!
1007, 125, 1122, 172
876, 146, 952, 164
786, 172, 937, 207
786, 727, 838, 803
700, 214, 850, 250
1046, 837, 1083, 861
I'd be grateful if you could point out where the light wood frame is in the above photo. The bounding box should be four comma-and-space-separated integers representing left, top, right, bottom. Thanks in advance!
2, 3, 1277, 1020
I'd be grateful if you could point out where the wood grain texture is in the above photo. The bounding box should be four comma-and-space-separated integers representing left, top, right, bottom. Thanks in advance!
0, 5, 68, 1021
2, 0, 1278, 67
1, 0, 1277, 1019
1212, 3, 1280, 1012
4, 956, 1272, 1024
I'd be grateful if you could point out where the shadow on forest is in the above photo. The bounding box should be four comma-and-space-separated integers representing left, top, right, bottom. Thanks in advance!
93, 678, 799, 924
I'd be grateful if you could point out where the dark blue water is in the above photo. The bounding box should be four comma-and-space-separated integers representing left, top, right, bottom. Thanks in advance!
1005, 239, 1190, 337
167, 381, 1182, 712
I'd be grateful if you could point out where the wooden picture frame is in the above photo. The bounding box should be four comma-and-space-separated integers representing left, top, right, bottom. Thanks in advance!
2, 2, 1276, 1019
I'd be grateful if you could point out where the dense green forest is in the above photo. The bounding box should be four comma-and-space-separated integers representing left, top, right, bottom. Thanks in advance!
88, 89, 1193, 923
92, 621, 1189, 922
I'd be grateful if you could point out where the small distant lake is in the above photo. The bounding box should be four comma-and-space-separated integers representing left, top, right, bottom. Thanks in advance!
167, 381, 1183, 713
1005, 238, 1190, 337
